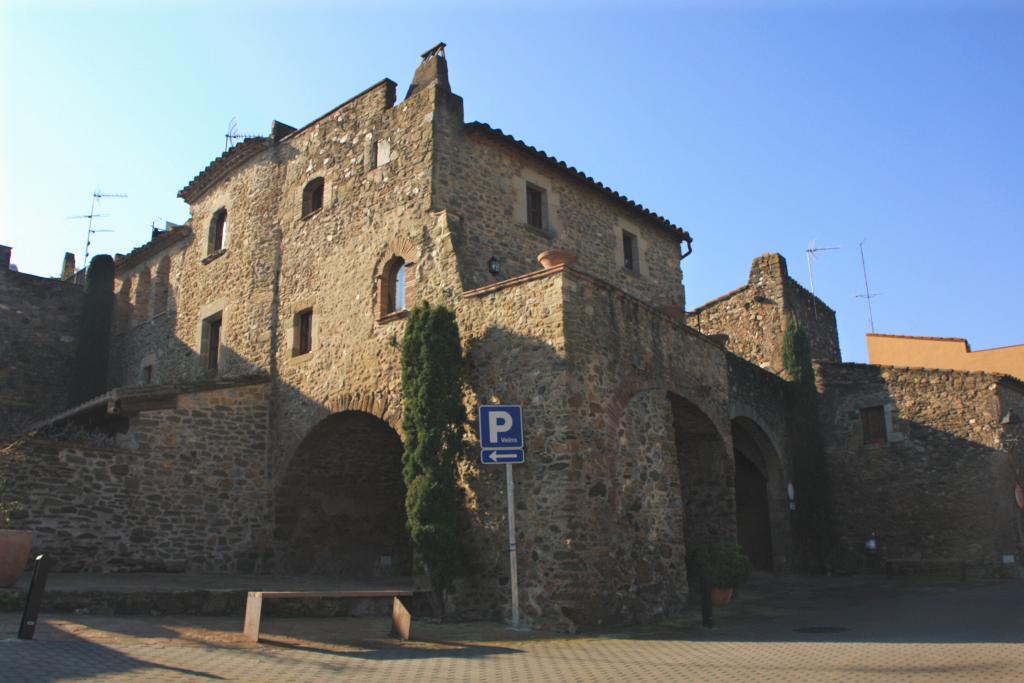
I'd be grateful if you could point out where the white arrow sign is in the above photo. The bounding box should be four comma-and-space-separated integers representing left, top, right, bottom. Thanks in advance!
481, 448, 525, 465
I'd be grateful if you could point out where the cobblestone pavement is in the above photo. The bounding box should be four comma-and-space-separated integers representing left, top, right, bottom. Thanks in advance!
1, 578, 1021, 682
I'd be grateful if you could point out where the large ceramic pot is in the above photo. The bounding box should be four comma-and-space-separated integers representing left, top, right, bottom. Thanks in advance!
537, 249, 577, 269
0, 530, 33, 587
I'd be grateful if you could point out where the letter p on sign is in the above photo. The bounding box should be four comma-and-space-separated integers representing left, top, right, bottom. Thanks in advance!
479, 405, 523, 450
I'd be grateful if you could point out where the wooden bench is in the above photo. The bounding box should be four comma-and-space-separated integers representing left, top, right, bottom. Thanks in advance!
243, 590, 415, 642
884, 558, 967, 581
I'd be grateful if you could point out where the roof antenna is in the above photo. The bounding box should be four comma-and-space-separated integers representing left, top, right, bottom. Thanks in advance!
855, 239, 881, 333
805, 240, 840, 320
68, 190, 127, 265
225, 117, 259, 152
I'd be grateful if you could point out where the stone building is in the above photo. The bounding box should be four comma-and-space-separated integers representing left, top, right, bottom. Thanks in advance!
2, 46, 1021, 630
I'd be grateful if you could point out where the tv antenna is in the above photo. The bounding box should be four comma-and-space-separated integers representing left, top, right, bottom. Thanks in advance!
805, 240, 840, 320
855, 239, 881, 333
68, 190, 127, 265
225, 117, 259, 152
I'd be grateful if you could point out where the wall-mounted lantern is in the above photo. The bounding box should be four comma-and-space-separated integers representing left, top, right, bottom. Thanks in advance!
786, 481, 796, 511
487, 256, 501, 276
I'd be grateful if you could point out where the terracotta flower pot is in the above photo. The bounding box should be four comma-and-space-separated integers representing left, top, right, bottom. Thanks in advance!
710, 586, 734, 607
537, 249, 577, 269
0, 530, 33, 587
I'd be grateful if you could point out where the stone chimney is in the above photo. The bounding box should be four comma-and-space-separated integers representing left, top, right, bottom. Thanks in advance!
749, 252, 788, 285
406, 43, 450, 100
0, 245, 11, 270
61, 252, 76, 279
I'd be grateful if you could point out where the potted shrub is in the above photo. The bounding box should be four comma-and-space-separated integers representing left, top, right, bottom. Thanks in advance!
691, 544, 752, 606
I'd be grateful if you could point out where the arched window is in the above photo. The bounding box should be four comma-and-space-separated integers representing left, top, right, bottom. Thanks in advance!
209, 208, 227, 253
377, 256, 411, 319
302, 177, 324, 217
392, 261, 406, 312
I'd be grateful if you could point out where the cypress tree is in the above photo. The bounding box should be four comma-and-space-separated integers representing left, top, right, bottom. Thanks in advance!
782, 314, 833, 569
400, 302, 467, 615
70, 255, 115, 405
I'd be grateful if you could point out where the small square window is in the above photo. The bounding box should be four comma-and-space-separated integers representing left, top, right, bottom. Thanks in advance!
526, 184, 545, 231
202, 313, 223, 370
294, 309, 313, 356
302, 178, 324, 216
370, 140, 391, 170
622, 230, 638, 273
861, 406, 886, 445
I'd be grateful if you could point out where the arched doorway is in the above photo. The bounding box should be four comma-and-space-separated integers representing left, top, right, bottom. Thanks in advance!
668, 393, 735, 555
731, 417, 787, 572
274, 411, 411, 576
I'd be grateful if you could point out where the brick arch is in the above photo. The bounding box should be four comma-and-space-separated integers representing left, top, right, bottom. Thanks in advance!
728, 401, 787, 463
326, 393, 402, 436
375, 238, 419, 319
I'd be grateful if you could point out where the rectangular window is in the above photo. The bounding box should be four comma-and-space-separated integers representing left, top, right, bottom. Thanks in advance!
141, 365, 153, 385
204, 313, 222, 370
861, 406, 886, 445
622, 230, 638, 272
526, 184, 545, 230
296, 309, 313, 356
210, 209, 227, 253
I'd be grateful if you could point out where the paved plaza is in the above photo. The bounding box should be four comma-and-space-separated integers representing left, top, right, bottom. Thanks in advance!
1, 577, 1021, 682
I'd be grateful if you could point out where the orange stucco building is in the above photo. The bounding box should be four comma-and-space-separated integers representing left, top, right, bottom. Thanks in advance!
867, 333, 1024, 382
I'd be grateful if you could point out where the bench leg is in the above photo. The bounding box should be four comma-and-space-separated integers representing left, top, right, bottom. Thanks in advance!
391, 596, 412, 641
244, 592, 264, 643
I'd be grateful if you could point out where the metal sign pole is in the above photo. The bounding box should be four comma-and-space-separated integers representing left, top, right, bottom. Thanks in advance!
505, 462, 520, 628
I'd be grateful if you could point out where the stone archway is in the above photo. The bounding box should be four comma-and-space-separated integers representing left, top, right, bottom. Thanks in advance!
273, 411, 411, 576
668, 393, 735, 556
731, 416, 789, 572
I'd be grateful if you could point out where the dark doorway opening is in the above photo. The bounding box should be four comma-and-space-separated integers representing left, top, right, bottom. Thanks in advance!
734, 450, 774, 571
274, 411, 411, 576
668, 393, 735, 556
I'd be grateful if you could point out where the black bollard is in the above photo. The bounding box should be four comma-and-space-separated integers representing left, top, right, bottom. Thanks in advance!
701, 573, 714, 629
18, 554, 51, 640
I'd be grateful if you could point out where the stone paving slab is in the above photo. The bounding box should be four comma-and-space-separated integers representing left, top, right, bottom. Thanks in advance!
0, 577, 1020, 682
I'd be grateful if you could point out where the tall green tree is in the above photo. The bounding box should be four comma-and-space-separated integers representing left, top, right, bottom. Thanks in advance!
400, 302, 468, 615
782, 314, 833, 569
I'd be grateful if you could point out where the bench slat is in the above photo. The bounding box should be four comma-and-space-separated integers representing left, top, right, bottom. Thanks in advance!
253, 590, 414, 599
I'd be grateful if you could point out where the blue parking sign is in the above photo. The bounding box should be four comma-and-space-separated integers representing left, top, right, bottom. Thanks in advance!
479, 405, 524, 450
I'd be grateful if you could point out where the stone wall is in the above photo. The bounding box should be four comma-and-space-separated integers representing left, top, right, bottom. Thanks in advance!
0, 268, 83, 433
688, 253, 840, 375
546, 265, 734, 628
1, 379, 270, 572
815, 362, 1023, 572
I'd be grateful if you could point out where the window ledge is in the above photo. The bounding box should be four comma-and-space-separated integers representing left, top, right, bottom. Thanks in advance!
289, 351, 315, 365
202, 249, 227, 265
377, 309, 409, 324
519, 222, 555, 240
622, 265, 642, 278
299, 208, 323, 222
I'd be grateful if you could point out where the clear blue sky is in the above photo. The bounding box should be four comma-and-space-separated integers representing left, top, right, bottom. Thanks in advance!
2, 1, 1021, 363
